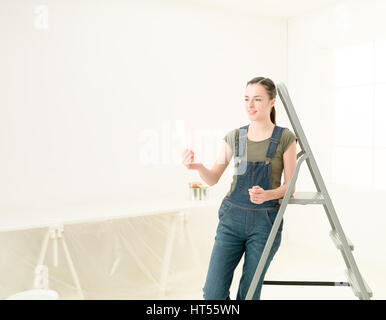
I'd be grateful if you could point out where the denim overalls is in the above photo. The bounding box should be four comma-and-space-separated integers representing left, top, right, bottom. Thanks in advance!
203, 124, 285, 300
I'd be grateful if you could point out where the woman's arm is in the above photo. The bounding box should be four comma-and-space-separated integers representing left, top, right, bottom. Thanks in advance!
197, 141, 233, 186
182, 140, 233, 186
266, 140, 297, 200
248, 140, 297, 204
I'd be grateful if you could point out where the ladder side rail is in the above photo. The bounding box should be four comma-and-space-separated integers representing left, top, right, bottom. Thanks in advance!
277, 82, 308, 156
304, 156, 335, 227
245, 153, 307, 300
307, 153, 370, 299
277, 82, 370, 300
278, 82, 356, 255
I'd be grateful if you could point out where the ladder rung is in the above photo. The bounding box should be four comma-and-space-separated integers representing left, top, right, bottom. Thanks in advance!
263, 280, 349, 286
278, 192, 325, 205
329, 229, 354, 251
345, 269, 373, 298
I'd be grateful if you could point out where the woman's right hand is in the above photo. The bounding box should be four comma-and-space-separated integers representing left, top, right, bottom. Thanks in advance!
182, 149, 202, 170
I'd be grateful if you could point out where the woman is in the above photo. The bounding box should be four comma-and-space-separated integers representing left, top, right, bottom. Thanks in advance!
182, 77, 297, 300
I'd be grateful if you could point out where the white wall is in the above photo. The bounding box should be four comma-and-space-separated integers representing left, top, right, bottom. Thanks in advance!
0, 0, 287, 225
2, 0, 385, 299
286, 0, 386, 267
0, 0, 291, 299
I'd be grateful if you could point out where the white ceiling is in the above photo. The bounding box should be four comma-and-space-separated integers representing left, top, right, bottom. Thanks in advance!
186, 0, 343, 18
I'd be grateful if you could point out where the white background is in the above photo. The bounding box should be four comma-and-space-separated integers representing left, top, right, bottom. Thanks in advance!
0, 0, 385, 299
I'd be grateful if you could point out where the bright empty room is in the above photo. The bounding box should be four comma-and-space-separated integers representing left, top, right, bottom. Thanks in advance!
0, 0, 385, 300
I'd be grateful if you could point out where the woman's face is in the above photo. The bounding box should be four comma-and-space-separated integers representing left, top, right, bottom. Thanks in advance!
244, 84, 275, 122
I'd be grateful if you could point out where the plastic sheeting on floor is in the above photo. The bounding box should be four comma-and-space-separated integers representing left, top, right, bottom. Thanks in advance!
0, 201, 220, 299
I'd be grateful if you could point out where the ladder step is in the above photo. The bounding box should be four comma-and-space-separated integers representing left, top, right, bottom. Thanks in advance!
345, 269, 373, 298
263, 280, 349, 286
278, 192, 325, 205
329, 229, 354, 251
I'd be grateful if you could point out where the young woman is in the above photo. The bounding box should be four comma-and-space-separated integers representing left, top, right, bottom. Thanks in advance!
182, 77, 297, 300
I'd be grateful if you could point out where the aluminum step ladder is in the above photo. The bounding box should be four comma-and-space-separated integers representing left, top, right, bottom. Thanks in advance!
245, 82, 372, 300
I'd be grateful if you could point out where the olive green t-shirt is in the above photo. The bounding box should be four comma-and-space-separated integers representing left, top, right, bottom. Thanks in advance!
224, 127, 298, 197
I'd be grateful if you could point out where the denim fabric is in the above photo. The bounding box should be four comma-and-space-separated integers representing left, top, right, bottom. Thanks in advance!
203, 125, 285, 300
203, 202, 282, 300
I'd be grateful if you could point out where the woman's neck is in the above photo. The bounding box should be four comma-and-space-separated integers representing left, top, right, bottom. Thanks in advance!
247, 120, 275, 140
249, 119, 274, 133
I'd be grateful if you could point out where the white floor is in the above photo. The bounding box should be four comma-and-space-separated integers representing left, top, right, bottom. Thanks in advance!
159, 239, 384, 300
32, 237, 383, 300
55, 235, 383, 300
4, 208, 382, 300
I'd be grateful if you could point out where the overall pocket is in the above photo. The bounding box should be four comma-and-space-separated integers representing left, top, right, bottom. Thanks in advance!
264, 208, 283, 233
236, 175, 249, 195
218, 201, 232, 221
235, 160, 250, 195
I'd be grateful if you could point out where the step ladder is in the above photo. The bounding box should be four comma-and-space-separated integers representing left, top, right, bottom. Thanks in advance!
245, 82, 372, 300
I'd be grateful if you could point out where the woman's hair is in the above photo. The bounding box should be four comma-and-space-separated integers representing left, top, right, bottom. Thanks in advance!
246, 77, 277, 125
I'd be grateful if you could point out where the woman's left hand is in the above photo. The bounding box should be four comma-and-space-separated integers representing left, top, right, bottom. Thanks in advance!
248, 186, 269, 204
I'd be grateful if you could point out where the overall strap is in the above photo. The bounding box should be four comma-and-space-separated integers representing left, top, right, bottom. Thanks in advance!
235, 124, 249, 157
265, 125, 285, 163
